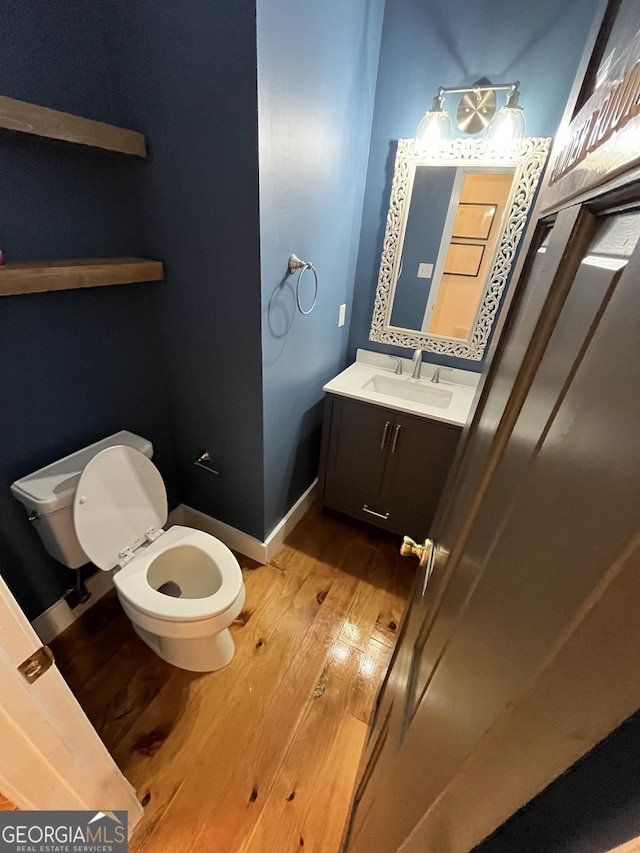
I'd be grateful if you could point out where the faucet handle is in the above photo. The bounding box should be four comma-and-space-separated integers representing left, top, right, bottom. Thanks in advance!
389, 356, 403, 375
431, 366, 453, 384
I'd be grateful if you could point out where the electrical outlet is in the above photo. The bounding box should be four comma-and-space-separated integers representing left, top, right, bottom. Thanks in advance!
418, 262, 434, 278
338, 303, 346, 327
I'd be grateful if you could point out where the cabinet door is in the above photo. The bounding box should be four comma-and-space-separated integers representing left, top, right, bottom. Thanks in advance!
325, 396, 391, 495
380, 414, 461, 537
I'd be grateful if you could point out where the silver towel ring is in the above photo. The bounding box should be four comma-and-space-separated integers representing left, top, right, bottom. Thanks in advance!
289, 254, 318, 315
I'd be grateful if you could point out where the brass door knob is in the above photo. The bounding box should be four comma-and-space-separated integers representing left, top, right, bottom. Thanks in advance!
400, 535, 433, 567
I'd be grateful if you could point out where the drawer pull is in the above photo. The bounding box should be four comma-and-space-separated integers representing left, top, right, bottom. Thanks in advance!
380, 421, 391, 451
391, 423, 402, 453
363, 504, 390, 521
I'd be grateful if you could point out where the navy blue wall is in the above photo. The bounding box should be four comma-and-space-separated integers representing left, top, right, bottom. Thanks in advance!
257, 0, 385, 535
348, 0, 602, 371
109, 0, 265, 539
0, 2, 178, 620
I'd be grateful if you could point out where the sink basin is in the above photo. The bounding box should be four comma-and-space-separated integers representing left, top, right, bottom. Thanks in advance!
364, 374, 453, 409
323, 351, 481, 425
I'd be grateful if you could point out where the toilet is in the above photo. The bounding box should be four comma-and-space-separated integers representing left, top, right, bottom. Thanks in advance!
11, 431, 245, 672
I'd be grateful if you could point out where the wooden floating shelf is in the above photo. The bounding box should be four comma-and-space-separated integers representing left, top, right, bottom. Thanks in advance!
0, 95, 147, 157
0, 258, 165, 296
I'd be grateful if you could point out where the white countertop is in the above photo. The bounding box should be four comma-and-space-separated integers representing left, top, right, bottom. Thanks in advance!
323, 349, 481, 427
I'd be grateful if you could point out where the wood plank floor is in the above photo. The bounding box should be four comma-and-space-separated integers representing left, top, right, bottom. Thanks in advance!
0, 793, 18, 810
50, 509, 414, 852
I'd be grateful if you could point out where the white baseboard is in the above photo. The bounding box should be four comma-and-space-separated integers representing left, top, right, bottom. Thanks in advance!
32, 481, 317, 644
172, 479, 317, 564
172, 505, 267, 563
263, 478, 318, 561
31, 570, 114, 646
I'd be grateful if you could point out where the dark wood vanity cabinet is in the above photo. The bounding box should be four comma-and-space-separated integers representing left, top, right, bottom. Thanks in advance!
318, 394, 462, 539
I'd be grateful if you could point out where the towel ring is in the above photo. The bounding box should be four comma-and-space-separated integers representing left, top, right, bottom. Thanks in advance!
295, 264, 318, 315
289, 254, 318, 315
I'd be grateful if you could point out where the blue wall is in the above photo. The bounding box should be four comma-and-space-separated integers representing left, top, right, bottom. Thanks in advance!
257, 0, 385, 535
108, 0, 266, 539
348, 0, 602, 371
110, 0, 385, 543
0, 2, 179, 620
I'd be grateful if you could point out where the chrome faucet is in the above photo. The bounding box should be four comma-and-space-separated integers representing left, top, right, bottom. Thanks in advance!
431, 366, 453, 384
411, 348, 423, 379
389, 356, 403, 375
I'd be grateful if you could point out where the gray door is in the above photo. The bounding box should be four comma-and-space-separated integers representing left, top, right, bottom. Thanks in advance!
343, 204, 640, 853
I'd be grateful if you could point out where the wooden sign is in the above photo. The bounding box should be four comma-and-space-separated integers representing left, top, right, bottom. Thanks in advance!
542, 29, 640, 212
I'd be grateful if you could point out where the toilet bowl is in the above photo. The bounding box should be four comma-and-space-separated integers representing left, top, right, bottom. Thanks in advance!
109, 525, 245, 672
11, 433, 245, 673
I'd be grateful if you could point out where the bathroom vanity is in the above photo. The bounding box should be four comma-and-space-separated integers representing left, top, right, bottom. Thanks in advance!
332, 139, 546, 540
318, 351, 480, 538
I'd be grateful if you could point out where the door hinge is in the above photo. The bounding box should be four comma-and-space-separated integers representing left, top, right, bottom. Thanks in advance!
18, 645, 55, 684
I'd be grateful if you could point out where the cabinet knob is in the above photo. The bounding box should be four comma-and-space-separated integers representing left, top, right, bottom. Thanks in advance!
400, 535, 433, 567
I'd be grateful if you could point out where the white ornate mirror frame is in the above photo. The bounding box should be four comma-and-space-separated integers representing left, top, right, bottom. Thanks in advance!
370, 137, 550, 360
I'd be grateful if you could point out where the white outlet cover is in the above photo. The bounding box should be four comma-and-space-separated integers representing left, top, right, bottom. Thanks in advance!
418, 262, 434, 278
338, 304, 346, 327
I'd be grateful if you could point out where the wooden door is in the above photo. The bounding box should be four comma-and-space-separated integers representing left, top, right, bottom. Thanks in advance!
343, 201, 640, 853
0, 574, 143, 828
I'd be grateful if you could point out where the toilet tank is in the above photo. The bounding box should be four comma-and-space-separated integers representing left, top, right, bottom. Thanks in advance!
11, 431, 153, 569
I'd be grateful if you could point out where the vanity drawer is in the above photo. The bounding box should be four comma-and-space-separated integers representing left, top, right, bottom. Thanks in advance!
323, 480, 431, 538
324, 480, 393, 529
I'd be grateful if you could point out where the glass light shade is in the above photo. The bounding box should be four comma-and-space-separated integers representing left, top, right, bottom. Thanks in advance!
485, 106, 525, 142
415, 109, 453, 151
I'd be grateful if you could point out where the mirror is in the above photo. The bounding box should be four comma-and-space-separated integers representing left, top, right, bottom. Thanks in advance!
370, 137, 550, 360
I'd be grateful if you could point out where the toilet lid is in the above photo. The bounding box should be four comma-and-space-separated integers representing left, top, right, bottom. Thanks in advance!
74, 445, 168, 571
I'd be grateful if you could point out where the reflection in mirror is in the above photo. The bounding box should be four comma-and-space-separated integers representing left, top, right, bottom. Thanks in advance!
371, 138, 550, 360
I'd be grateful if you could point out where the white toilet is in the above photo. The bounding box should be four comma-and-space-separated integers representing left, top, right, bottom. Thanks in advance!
11, 431, 246, 672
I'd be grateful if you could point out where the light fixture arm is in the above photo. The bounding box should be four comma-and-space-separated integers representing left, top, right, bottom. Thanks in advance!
435, 81, 520, 97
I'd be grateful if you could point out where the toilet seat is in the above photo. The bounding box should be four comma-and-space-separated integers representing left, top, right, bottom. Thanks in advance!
73, 446, 243, 623
113, 526, 244, 623
73, 444, 168, 572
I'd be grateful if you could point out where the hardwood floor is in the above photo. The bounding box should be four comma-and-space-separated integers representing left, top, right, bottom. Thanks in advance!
50, 509, 414, 852
0, 793, 18, 810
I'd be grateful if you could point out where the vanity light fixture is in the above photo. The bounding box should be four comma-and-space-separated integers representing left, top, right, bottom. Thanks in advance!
415, 90, 453, 151
416, 81, 525, 151
485, 83, 526, 142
